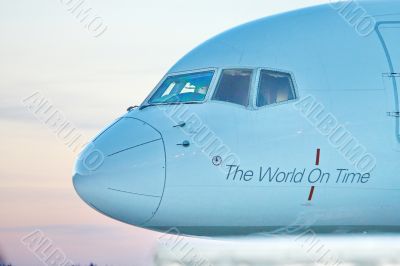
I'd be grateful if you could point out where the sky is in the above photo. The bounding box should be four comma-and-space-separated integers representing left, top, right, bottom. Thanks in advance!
0, 0, 370, 265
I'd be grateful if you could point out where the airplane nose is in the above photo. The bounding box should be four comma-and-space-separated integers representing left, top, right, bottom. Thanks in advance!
73, 117, 166, 226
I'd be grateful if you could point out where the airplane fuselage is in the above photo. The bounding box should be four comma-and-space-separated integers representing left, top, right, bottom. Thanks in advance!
73, 1, 400, 236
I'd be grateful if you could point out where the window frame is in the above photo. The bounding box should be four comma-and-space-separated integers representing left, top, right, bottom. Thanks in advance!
252, 68, 299, 110
141, 67, 299, 110
210, 68, 256, 109
142, 67, 219, 106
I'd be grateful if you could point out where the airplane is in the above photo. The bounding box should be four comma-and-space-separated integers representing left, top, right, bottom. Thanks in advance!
73, 0, 400, 237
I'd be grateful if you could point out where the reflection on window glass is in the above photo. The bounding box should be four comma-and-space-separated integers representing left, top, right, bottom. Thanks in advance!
149, 71, 214, 104
257, 70, 296, 107
212, 69, 252, 106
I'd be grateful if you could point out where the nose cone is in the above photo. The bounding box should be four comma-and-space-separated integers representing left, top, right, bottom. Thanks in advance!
73, 118, 166, 226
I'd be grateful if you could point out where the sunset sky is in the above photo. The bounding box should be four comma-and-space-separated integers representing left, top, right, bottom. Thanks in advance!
0, 0, 346, 265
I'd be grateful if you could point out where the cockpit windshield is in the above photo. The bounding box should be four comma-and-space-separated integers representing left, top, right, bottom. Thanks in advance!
148, 71, 214, 104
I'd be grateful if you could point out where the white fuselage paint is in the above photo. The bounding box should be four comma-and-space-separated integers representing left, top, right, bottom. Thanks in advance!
73, 1, 400, 236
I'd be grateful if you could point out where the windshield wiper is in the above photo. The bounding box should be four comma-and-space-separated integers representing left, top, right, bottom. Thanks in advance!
182, 101, 202, 105
139, 101, 202, 110
139, 103, 160, 110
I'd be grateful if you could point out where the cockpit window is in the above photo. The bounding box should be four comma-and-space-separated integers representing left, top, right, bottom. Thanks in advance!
149, 71, 214, 104
212, 69, 253, 107
257, 70, 296, 107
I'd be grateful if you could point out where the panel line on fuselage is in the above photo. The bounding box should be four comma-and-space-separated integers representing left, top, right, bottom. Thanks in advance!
376, 21, 400, 143
107, 188, 161, 198
107, 138, 162, 157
